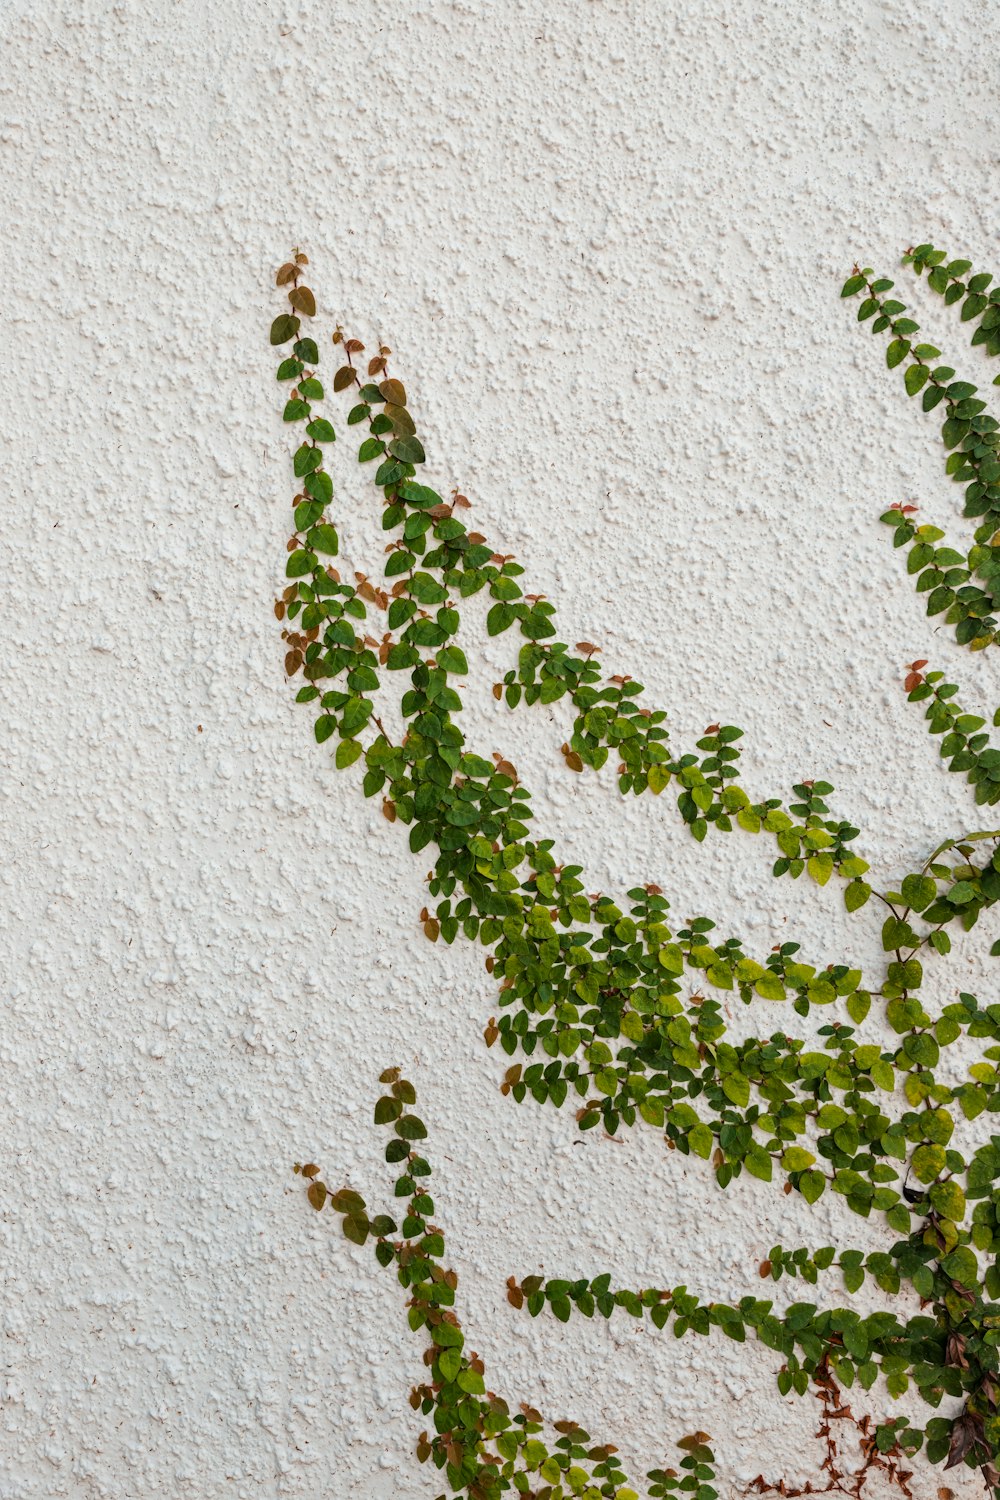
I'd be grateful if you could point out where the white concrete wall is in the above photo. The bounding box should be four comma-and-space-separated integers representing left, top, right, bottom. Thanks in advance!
3, 2, 999, 1496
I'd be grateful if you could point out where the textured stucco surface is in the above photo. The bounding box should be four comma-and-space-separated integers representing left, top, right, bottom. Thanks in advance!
3, 1, 1000, 1496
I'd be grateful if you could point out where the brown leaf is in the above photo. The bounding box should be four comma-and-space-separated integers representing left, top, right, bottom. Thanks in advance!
382, 799, 397, 823
274, 600, 285, 620
275, 262, 297, 285
333, 365, 356, 392
380, 377, 406, 406
288, 285, 316, 317
904, 671, 923, 692
300, 1162, 320, 1178
307, 1181, 327, 1211
576, 641, 600, 654
564, 750, 584, 772
759, 1259, 772, 1278
492, 683, 503, 700
285, 650, 303, 676
423, 918, 440, 942
483, 1018, 498, 1046
344, 338, 365, 353
368, 356, 387, 376
945, 1332, 969, 1370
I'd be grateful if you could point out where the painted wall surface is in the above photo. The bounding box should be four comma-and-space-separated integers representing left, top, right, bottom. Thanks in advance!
3, 2, 1000, 1496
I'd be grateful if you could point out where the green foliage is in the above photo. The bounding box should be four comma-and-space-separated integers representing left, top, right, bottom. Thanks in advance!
273, 250, 1000, 1498
843, 247, 1000, 652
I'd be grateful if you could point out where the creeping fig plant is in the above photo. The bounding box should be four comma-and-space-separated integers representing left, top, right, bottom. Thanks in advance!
273, 246, 1000, 1498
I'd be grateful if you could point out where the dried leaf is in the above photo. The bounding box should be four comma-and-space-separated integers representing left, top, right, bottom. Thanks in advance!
333, 365, 356, 392
275, 262, 297, 285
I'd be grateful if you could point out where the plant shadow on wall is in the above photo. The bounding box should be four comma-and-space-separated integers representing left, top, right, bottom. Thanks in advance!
270, 246, 1000, 1500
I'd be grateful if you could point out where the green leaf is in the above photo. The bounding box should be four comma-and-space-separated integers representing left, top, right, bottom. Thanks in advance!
799, 1170, 825, 1204
270, 313, 300, 345
722, 1072, 750, 1108
904, 364, 929, 396
310, 524, 339, 555
911, 1143, 945, 1183
900, 873, 936, 911
286, 550, 314, 578
335, 739, 363, 769
844, 879, 871, 913
389, 435, 426, 464
487, 602, 515, 636
305, 469, 333, 503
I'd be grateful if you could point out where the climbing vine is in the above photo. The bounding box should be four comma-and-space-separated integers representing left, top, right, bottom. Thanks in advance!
271, 245, 1000, 1498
